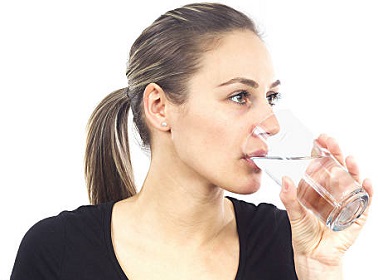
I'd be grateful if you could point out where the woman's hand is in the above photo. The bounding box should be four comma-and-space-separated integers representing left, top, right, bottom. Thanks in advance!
279, 134, 373, 279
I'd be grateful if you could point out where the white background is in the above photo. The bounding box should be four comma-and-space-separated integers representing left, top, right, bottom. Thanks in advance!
1, 0, 377, 279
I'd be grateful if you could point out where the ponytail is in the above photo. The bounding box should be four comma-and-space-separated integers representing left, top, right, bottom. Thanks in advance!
85, 88, 136, 204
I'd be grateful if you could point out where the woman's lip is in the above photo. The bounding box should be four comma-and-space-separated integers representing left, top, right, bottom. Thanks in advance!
243, 149, 267, 171
244, 157, 261, 171
250, 150, 268, 157
247, 149, 268, 158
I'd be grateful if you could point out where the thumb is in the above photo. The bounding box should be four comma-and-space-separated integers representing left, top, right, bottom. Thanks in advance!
280, 176, 306, 222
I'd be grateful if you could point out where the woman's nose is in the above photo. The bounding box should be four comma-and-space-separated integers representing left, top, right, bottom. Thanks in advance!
252, 109, 280, 139
258, 113, 280, 137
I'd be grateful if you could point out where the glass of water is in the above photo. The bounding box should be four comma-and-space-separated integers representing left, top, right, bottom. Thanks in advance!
244, 109, 369, 231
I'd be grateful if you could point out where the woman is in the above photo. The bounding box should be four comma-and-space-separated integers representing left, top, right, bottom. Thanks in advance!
11, 2, 373, 279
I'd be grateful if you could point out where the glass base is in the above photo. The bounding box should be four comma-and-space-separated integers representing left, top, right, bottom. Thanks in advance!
326, 188, 369, 231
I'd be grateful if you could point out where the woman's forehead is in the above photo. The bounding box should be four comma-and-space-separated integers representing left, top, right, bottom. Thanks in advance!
190, 30, 276, 89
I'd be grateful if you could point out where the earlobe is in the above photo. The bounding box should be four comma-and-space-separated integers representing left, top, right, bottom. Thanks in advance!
143, 83, 170, 131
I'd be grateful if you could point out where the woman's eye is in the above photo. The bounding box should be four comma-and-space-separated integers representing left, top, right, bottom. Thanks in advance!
229, 91, 250, 105
266, 92, 282, 106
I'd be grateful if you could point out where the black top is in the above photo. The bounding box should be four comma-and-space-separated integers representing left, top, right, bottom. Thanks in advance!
11, 197, 298, 279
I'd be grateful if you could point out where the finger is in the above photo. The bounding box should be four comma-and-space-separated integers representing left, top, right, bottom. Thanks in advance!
362, 178, 374, 202
326, 137, 345, 166
280, 176, 307, 222
350, 178, 373, 228
316, 133, 328, 148
345, 155, 360, 182
316, 134, 344, 164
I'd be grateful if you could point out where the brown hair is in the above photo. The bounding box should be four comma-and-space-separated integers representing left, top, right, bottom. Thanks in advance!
85, 3, 260, 204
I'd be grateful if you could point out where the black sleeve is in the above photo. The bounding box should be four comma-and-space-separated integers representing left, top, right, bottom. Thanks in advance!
10, 215, 66, 280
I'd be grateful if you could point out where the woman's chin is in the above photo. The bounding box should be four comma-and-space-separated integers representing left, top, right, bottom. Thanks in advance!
225, 176, 262, 195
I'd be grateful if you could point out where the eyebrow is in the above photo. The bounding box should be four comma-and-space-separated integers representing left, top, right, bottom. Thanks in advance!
270, 79, 281, 88
218, 77, 281, 89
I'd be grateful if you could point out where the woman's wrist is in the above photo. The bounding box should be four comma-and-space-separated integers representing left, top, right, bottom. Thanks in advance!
294, 254, 343, 280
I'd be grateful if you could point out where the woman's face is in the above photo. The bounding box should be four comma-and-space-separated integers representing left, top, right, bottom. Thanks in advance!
168, 30, 280, 194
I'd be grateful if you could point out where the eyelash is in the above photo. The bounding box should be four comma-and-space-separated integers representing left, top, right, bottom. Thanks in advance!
229, 91, 282, 106
229, 91, 251, 105
266, 91, 282, 106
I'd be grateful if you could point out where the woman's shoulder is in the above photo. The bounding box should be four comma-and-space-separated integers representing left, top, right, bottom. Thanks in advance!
27, 201, 115, 238
11, 202, 116, 279
227, 196, 287, 220
227, 195, 290, 236
228, 196, 297, 279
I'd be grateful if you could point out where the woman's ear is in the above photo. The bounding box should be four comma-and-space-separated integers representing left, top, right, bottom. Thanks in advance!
143, 83, 171, 131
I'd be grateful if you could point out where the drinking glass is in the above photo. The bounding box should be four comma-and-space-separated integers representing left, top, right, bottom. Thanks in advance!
244, 109, 369, 231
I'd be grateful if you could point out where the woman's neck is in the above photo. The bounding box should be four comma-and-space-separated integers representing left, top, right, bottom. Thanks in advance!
130, 159, 235, 247
112, 159, 240, 280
